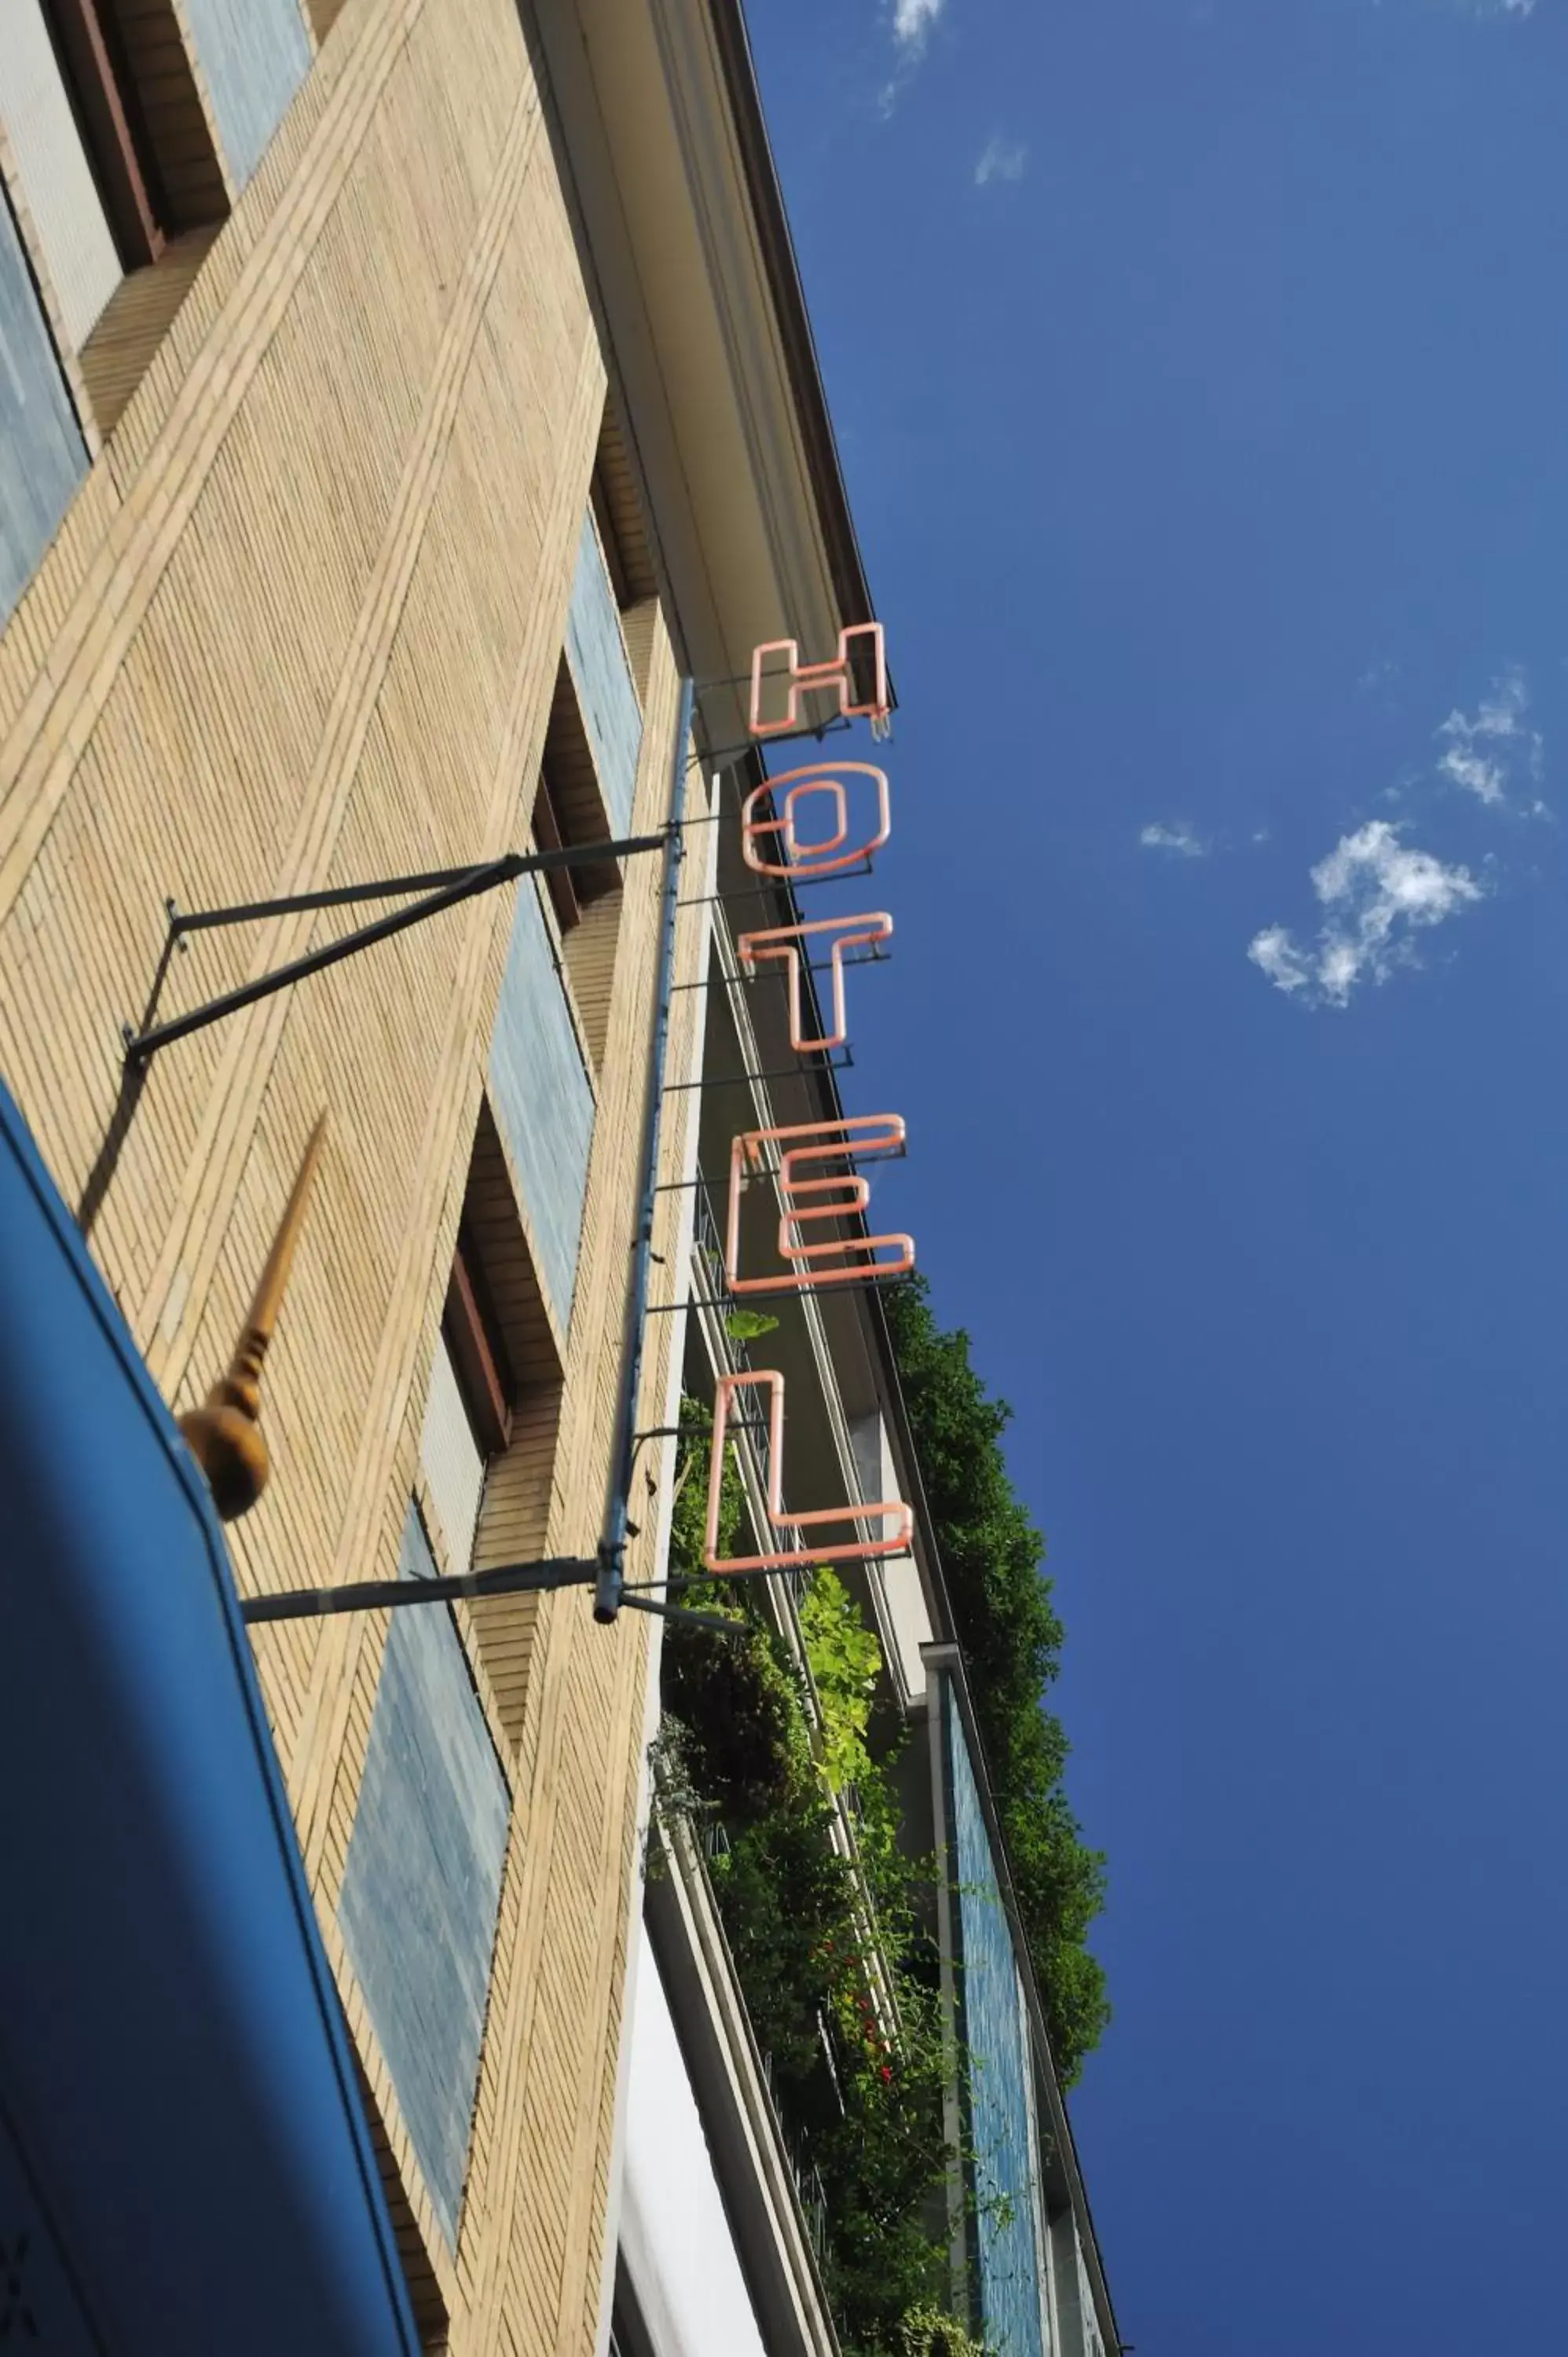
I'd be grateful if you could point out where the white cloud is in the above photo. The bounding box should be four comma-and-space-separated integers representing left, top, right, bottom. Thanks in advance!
1247, 820, 1484, 1008
975, 134, 1028, 186
1140, 820, 1208, 858
1437, 742, 1508, 804
1434, 668, 1544, 807
1247, 924, 1312, 995
891, 0, 943, 52
877, 0, 943, 109
1462, 672, 1525, 738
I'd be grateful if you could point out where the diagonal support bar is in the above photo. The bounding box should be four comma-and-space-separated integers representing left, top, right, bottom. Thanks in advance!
126, 833, 667, 1067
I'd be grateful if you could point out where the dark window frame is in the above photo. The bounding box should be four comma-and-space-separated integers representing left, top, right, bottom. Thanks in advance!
441, 1225, 514, 1459
39, 0, 167, 269
530, 764, 582, 937
609, 2262, 658, 2357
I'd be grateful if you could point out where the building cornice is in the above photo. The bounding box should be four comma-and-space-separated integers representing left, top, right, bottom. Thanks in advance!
524, 0, 874, 750
698, 0, 873, 639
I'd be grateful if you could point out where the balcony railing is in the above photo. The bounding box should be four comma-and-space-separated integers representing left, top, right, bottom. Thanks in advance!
757, 2047, 830, 2265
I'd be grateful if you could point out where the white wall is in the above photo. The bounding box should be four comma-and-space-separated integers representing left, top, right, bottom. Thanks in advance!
621, 1926, 768, 2357
855, 1409, 933, 1703
1047, 2212, 1106, 2357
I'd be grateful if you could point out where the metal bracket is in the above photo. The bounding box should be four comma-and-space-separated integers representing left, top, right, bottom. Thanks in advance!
617, 1593, 746, 1636
240, 1552, 602, 1623
660, 1052, 852, 1094
668, 948, 889, 993
696, 709, 858, 768
124, 833, 668, 1068
676, 860, 876, 911
646, 1275, 909, 1314
238, 1547, 748, 1635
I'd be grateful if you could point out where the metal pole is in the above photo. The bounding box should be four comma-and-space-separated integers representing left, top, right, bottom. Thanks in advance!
236, 1554, 771, 1629
595, 680, 695, 1621
240, 1554, 601, 1623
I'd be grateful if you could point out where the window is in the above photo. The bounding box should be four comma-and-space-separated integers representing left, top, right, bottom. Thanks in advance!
529, 660, 625, 1074
589, 456, 632, 615
531, 763, 581, 937
419, 1103, 567, 1744
0, 180, 87, 624
443, 1218, 513, 1458
2, 0, 137, 347
419, 1205, 514, 1579
0, 0, 230, 456
489, 867, 597, 1329
591, 394, 660, 612
346, 1104, 576, 2291
420, 1111, 547, 1579
563, 511, 643, 837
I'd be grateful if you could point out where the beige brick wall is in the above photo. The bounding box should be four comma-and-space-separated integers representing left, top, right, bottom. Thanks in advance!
0, 0, 704, 2348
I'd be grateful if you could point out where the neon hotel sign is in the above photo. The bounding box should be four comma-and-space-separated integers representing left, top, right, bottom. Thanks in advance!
702, 624, 915, 1578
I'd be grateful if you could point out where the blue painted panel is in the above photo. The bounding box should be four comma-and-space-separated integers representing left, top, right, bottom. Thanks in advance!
0, 1080, 419, 2356
0, 187, 86, 629
946, 1682, 1048, 2357
339, 1507, 511, 2253
565, 511, 643, 833
488, 880, 595, 1329
181, 0, 311, 189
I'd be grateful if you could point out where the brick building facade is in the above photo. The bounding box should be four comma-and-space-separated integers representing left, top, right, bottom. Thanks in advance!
0, 0, 870, 2348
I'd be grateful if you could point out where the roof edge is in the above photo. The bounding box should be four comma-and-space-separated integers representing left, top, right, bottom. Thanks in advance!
704, 0, 876, 634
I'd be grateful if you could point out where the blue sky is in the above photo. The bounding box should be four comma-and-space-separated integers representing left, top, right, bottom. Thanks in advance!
749, 2, 1568, 2349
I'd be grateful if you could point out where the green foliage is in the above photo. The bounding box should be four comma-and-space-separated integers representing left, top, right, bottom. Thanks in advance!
725, 1308, 781, 1343
668, 1394, 738, 1573
894, 2308, 990, 2357
661, 1406, 807, 1820
883, 1277, 1109, 2086
661, 1607, 806, 1822
661, 1408, 952, 2357
710, 1713, 951, 2355
800, 1568, 883, 1795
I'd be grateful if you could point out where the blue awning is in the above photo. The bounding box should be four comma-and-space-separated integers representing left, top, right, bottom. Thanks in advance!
0, 1082, 420, 2355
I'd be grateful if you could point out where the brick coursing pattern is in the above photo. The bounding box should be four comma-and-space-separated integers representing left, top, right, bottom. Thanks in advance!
0, 0, 709, 2348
